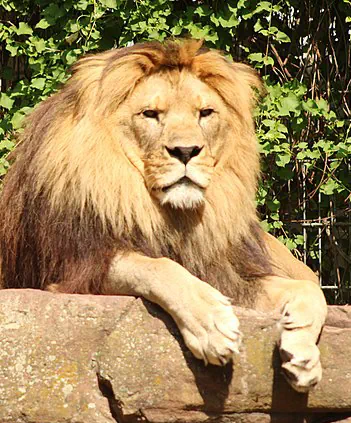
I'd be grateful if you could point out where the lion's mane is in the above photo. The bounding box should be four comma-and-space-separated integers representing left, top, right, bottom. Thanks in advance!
0, 40, 271, 304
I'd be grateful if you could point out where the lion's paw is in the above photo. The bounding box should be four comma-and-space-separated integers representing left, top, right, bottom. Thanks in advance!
279, 340, 322, 393
176, 282, 242, 366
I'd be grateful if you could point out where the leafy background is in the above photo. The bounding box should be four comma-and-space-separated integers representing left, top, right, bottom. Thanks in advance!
0, 0, 350, 303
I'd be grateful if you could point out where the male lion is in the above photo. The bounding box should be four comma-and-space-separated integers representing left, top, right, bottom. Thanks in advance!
0, 39, 327, 393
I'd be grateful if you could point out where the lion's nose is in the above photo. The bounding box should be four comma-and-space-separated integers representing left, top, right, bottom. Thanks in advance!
166, 145, 203, 165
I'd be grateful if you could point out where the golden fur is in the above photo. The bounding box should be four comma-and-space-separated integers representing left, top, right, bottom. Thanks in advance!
0, 39, 270, 300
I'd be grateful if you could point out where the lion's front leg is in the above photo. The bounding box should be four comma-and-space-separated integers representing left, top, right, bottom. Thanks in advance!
106, 252, 242, 366
258, 276, 328, 393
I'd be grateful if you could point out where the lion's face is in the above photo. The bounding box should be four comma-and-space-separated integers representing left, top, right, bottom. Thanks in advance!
116, 71, 233, 210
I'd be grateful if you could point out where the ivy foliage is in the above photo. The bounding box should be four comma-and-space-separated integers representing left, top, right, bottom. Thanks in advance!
0, 0, 350, 299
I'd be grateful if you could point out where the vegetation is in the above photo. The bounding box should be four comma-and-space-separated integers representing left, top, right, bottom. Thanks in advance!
0, 0, 350, 302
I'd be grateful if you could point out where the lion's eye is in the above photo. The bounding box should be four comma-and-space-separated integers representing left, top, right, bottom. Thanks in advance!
200, 108, 214, 118
142, 109, 159, 119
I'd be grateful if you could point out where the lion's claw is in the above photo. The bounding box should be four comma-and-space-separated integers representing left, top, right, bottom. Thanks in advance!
279, 340, 322, 393
176, 281, 242, 366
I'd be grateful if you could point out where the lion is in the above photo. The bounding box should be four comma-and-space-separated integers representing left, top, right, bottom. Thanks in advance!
0, 39, 327, 393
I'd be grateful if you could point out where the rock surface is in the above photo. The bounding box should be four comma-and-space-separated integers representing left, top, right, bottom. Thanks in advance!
0, 289, 350, 423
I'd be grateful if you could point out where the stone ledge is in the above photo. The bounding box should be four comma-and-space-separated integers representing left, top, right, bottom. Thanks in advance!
0, 289, 350, 423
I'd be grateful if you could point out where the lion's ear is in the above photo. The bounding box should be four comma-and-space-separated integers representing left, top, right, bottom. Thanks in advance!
62, 51, 120, 114
192, 51, 264, 120
64, 49, 154, 114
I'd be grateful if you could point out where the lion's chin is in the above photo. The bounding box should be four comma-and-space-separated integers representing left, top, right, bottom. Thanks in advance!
155, 183, 205, 210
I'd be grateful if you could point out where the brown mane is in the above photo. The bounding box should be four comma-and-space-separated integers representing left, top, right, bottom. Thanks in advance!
0, 40, 271, 305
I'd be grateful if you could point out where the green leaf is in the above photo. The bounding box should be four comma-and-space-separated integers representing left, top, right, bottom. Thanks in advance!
10, 107, 32, 130
253, 1, 273, 14
320, 178, 340, 195
275, 30, 291, 43
31, 78, 46, 90
305, 149, 321, 159
315, 98, 329, 114
17, 22, 33, 36
254, 19, 263, 32
171, 26, 182, 36
295, 235, 304, 246
31, 37, 46, 53
248, 52, 263, 62
303, 99, 319, 115
0, 159, 9, 176
76, 0, 89, 10
186, 23, 218, 42
100, 0, 118, 8
11, 111, 26, 130
194, 5, 212, 17
335, 120, 345, 128
36, 19, 51, 29
0, 93, 14, 110
0, 139, 15, 150
276, 123, 288, 133
297, 142, 308, 149
66, 32, 79, 45
262, 119, 275, 127
296, 151, 307, 160
270, 212, 280, 221
278, 94, 300, 116
275, 153, 291, 167
65, 50, 78, 65
236, 0, 247, 8
284, 238, 297, 251
67, 22, 80, 33
267, 198, 281, 212
260, 220, 271, 232
6, 43, 18, 56
44, 4, 65, 18
218, 14, 239, 28
263, 56, 274, 66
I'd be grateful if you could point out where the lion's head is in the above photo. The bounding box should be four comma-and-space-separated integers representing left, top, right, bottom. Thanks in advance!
0, 39, 270, 300
32, 39, 261, 228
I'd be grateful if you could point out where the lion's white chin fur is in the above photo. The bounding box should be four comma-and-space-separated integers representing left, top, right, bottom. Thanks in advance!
157, 183, 205, 209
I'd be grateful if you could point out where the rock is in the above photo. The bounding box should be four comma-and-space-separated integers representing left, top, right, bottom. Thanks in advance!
0, 289, 350, 423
